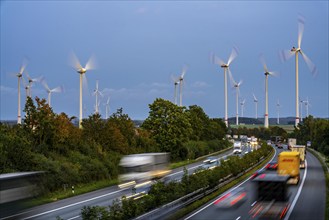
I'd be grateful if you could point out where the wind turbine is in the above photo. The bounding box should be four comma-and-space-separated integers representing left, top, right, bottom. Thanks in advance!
304, 97, 310, 117
105, 97, 110, 119
260, 54, 277, 128
26, 72, 43, 98
280, 15, 317, 127
211, 47, 238, 127
171, 75, 180, 105
253, 93, 258, 119
240, 98, 246, 118
178, 66, 187, 107
276, 99, 281, 124
15, 60, 28, 124
93, 80, 103, 114
70, 52, 96, 128
42, 80, 63, 107
230, 75, 242, 126
300, 98, 304, 122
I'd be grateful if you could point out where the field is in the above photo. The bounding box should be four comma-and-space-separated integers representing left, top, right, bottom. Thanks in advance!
230, 124, 295, 133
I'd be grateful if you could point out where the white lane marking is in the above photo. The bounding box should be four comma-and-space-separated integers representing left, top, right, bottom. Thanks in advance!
20, 188, 126, 220
67, 216, 80, 220
251, 201, 257, 207
236, 216, 241, 220
185, 147, 277, 219
284, 159, 308, 220
167, 153, 233, 177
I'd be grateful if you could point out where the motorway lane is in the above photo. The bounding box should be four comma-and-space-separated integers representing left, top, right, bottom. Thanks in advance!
2, 148, 238, 220
185, 146, 325, 220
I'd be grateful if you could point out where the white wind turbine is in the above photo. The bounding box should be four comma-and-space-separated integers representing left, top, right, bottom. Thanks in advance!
280, 15, 317, 127
69, 52, 96, 128
304, 97, 311, 117
240, 98, 246, 118
276, 99, 281, 124
42, 80, 63, 107
299, 98, 304, 122
105, 97, 110, 119
178, 66, 187, 107
260, 54, 277, 128
211, 47, 238, 127
25, 72, 43, 98
253, 93, 258, 119
171, 75, 180, 105
14, 60, 28, 124
93, 80, 103, 114
230, 74, 242, 126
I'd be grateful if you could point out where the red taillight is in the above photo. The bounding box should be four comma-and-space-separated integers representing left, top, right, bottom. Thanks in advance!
280, 204, 290, 219
230, 192, 246, 205
266, 164, 270, 168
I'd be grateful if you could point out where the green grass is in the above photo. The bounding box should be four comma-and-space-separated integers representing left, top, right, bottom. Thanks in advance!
168, 148, 275, 220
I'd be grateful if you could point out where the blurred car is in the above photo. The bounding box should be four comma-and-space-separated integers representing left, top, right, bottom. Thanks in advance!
265, 161, 278, 170
250, 169, 265, 179
267, 140, 272, 146
201, 156, 220, 170
214, 187, 247, 208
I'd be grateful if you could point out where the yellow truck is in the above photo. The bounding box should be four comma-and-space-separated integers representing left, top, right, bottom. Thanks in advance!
277, 151, 300, 185
291, 145, 306, 168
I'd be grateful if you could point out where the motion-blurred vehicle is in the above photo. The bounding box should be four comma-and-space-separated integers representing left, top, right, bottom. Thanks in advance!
214, 187, 247, 208
267, 140, 272, 146
277, 151, 300, 185
233, 141, 242, 154
287, 138, 297, 150
291, 145, 306, 168
250, 169, 265, 179
201, 156, 220, 170
266, 161, 278, 170
249, 173, 290, 219
118, 153, 171, 188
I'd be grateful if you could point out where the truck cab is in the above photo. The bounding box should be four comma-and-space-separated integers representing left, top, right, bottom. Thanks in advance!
233, 141, 242, 154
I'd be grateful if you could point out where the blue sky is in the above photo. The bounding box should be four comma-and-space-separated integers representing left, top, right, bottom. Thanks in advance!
1, 1, 328, 121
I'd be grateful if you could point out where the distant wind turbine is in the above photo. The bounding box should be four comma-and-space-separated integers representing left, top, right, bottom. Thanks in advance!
230, 74, 242, 126
25, 72, 43, 98
300, 98, 304, 122
42, 80, 64, 107
93, 80, 103, 114
240, 98, 246, 118
171, 75, 180, 105
14, 59, 28, 124
253, 93, 258, 119
105, 97, 110, 119
69, 52, 96, 128
178, 66, 187, 107
260, 54, 277, 128
211, 47, 238, 127
304, 97, 311, 117
276, 99, 281, 124
280, 15, 317, 127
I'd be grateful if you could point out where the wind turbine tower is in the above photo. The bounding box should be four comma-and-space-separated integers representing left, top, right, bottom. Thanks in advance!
15, 61, 27, 124
232, 79, 242, 126
93, 80, 103, 114
253, 93, 258, 119
240, 99, 246, 117
171, 75, 180, 105
42, 80, 63, 107
70, 52, 96, 128
105, 97, 110, 119
260, 55, 276, 128
281, 15, 317, 127
304, 97, 310, 117
212, 47, 238, 127
276, 99, 281, 124
178, 66, 187, 107
300, 98, 304, 122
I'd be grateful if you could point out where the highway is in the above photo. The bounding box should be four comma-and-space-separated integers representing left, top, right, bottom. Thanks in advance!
1, 146, 249, 220
184, 146, 326, 220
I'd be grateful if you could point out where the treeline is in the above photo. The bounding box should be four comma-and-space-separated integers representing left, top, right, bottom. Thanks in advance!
0, 97, 229, 192
80, 143, 273, 220
292, 116, 329, 156
230, 125, 288, 140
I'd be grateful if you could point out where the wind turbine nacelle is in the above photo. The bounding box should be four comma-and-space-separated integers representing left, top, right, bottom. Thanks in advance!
77, 68, 87, 74
221, 64, 228, 68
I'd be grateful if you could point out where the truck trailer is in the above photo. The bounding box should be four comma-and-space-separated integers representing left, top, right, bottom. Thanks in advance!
291, 145, 306, 168
277, 151, 300, 185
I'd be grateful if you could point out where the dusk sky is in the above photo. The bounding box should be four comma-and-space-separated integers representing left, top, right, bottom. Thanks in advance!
1, 1, 328, 121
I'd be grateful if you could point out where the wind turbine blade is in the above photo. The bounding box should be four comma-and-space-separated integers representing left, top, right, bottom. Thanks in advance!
238, 80, 243, 86
181, 65, 188, 78
51, 86, 64, 93
269, 71, 279, 77
298, 14, 305, 48
279, 50, 294, 63
228, 68, 237, 87
253, 93, 257, 102
227, 46, 238, 66
42, 79, 50, 91
19, 58, 28, 74
69, 51, 83, 70
85, 54, 97, 71
300, 51, 318, 76
259, 54, 268, 73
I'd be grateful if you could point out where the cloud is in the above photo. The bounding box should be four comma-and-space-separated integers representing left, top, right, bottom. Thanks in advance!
135, 7, 148, 14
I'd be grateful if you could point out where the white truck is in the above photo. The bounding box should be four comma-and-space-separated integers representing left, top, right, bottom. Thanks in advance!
288, 138, 297, 150
290, 145, 306, 168
233, 141, 242, 154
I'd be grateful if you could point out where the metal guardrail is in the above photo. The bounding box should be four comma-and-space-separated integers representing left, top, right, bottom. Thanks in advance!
134, 153, 269, 220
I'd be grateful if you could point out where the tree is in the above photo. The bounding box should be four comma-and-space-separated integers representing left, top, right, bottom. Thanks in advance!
142, 98, 192, 160
186, 105, 209, 141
